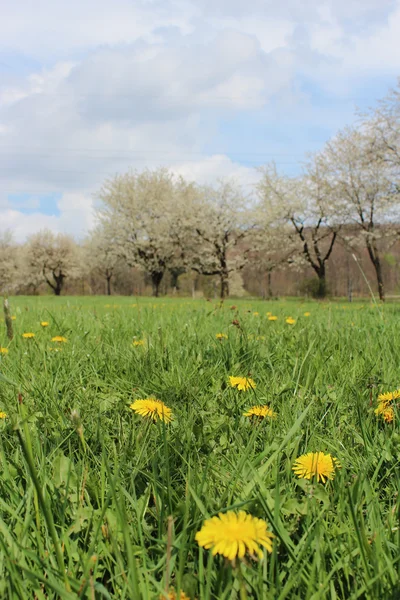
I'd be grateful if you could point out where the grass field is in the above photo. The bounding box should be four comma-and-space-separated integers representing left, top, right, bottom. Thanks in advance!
0, 296, 399, 599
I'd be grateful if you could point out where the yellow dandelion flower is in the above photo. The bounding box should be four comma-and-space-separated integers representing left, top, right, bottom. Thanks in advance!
40, 321, 49, 327
382, 407, 394, 423
0, 347, 9, 355
195, 510, 274, 561
293, 451, 341, 483
51, 336, 67, 343
256, 335, 265, 341
229, 376, 256, 391
375, 389, 398, 423
11, 315, 16, 320
286, 317, 296, 325
0, 411, 7, 419
304, 312, 311, 317
377, 390, 400, 405
253, 312, 259, 316
132, 339, 145, 346
130, 398, 172, 423
22, 332, 35, 339
243, 405, 276, 419
216, 333, 228, 340
266, 311, 272, 316
268, 316, 278, 321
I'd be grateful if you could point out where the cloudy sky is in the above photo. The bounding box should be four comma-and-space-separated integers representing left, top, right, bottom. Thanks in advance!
1, 0, 400, 241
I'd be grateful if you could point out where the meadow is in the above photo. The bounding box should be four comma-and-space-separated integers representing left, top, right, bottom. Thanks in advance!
0, 296, 399, 600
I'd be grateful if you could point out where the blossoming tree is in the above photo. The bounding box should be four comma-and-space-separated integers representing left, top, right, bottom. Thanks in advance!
23, 230, 81, 295
97, 168, 197, 297
257, 160, 340, 298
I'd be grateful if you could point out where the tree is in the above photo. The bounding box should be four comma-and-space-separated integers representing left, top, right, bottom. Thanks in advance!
362, 79, 400, 177
0, 231, 20, 294
322, 127, 398, 301
97, 169, 197, 297
190, 182, 253, 299
257, 161, 340, 298
84, 227, 122, 295
246, 224, 298, 298
23, 230, 81, 295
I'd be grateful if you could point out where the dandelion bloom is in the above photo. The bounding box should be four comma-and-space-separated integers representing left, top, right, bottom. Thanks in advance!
253, 312, 259, 316
381, 407, 394, 423
268, 316, 278, 321
51, 336, 67, 343
375, 389, 399, 422
0, 412, 6, 419
266, 311, 272, 316
40, 321, 49, 327
132, 339, 145, 347
216, 333, 228, 340
130, 398, 172, 423
304, 312, 311, 317
293, 452, 341, 483
11, 316, 16, 320
377, 389, 400, 405
229, 376, 256, 391
195, 510, 274, 561
286, 317, 296, 325
22, 332, 35, 339
0, 347, 9, 355
244, 405, 276, 419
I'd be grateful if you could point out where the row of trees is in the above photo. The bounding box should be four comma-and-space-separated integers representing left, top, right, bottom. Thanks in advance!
1, 82, 400, 300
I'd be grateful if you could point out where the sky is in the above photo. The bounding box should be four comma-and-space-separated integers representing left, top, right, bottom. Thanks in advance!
1, 0, 400, 241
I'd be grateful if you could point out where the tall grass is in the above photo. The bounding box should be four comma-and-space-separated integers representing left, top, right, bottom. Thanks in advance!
0, 296, 398, 599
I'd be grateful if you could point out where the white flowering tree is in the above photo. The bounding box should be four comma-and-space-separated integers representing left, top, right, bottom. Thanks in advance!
0, 231, 20, 294
257, 161, 340, 298
84, 227, 123, 295
23, 230, 82, 295
322, 127, 399, 301
362, 79, 400, 176
97, 168, 198, 297
189, 182, 254, 299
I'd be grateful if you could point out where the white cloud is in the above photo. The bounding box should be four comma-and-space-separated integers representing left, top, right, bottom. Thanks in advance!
0, 191, 95, 242
1, 0, 400, 240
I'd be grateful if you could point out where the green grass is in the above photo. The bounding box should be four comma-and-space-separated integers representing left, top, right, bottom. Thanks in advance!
0, 296, 399, 599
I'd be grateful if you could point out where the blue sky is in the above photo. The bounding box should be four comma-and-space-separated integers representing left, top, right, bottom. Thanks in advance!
1, 0, 400, 240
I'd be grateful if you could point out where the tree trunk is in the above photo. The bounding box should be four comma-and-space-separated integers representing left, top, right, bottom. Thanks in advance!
220, 273, 229, 299
54, 274, 64, 296
151, 271, 164, 297
313, 263, 327, 299
170, 271, 179, 292
267, 271, 273, 298
106, 275, 112, 296
315, 272, 327, 299
366, 241, 385, 301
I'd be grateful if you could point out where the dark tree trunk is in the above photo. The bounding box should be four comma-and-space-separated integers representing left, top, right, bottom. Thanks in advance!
316, 274, 327, 299
267, 270, 273, 298
366, 241, 385, 301
53, 273, 65, 296
106, 275, 112, 296
314, 263, 327, 299
151, 271, 164, 297
220, 272, 229, 299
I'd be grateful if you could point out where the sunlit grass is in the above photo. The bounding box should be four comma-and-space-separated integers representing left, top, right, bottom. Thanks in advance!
0, 296, 399, 599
